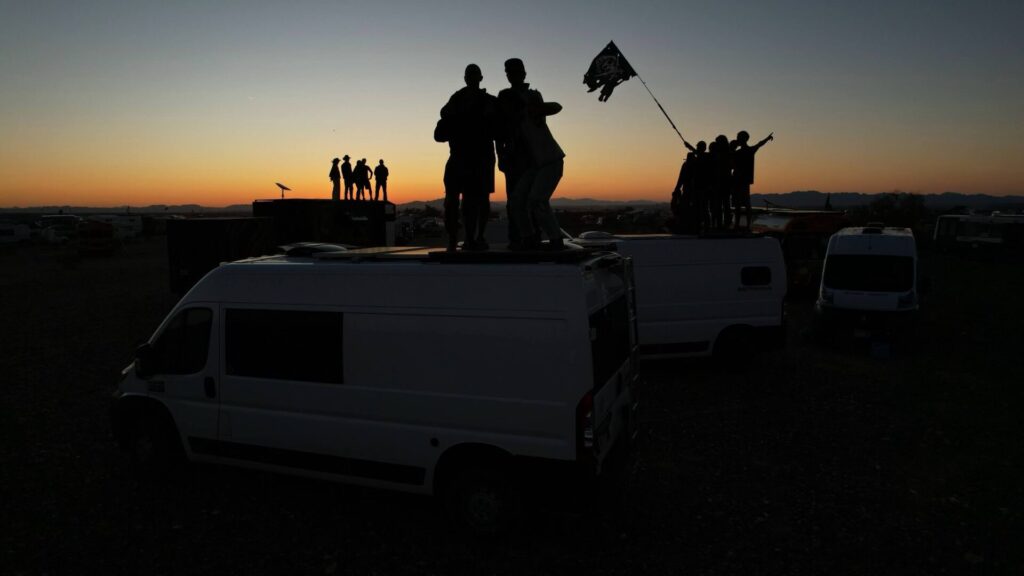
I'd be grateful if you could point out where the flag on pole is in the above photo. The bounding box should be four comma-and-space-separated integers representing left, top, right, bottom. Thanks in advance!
583, 41, 637, 102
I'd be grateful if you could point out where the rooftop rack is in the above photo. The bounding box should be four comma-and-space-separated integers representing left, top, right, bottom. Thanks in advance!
309, 245, 612, 264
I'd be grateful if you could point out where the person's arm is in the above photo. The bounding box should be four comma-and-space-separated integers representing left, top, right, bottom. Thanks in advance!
684, 140, 696, 152
754, 132, 774, 150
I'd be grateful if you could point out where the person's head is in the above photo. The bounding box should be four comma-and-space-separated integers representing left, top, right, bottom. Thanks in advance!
361, 158, 366, 163
504, 58, 526, 86
343, 155, 350, 161
715, 134, 729, 147
464, 64, 482, 88
332, 157, 339, 164
696, 141, 707, 153
378, 159, 384, 165
736, 130, 750, 144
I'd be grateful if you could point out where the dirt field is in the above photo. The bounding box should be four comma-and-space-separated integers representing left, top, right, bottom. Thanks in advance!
1, 237, 1021, 575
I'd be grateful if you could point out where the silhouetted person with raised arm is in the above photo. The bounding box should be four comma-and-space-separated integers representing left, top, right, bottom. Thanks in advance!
732, 130, 773, 229
329, 157, 341, 201
498, 58, 565, 250
341, 155, 354, 200
435, 63, 498, 252
374, 159, 389, 202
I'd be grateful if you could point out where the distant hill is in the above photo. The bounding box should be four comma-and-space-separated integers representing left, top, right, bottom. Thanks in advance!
751, 191, 1024, 211
2, 193, 1021, 214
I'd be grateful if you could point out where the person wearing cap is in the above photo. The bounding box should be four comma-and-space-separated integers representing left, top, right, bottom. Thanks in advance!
435, 63, 498, 251
341, 155, 354, 200
497, 58, 565, 250
329, 157, 342, 201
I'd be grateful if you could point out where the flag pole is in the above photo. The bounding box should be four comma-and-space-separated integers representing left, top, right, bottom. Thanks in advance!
634, 73, 688, 147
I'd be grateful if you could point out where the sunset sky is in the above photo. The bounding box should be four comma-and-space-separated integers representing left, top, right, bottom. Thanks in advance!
1, 1, 1022, 207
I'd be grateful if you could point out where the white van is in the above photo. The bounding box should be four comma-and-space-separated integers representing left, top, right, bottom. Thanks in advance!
112, 247, 638, 531
572, 233, 787, 358
816, 226, 918, 319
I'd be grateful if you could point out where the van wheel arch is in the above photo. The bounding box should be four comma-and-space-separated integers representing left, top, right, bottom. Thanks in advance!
433, 443, 519, 534
713, 324, 756, 362
113, 396, 184, 476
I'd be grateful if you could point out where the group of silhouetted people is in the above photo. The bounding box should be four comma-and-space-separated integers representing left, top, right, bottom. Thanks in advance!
330, 155, 389, 202
671, 131, 773, 233
435, 58, 565, 252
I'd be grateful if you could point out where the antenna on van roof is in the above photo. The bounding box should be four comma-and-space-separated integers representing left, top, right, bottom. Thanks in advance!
275, 182, 291, 199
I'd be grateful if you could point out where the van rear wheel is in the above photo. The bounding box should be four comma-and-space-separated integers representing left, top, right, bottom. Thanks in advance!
443, 463, 520, 534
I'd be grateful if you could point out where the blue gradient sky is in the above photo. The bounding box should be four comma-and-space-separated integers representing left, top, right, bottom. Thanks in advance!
1, 0, 1022, 206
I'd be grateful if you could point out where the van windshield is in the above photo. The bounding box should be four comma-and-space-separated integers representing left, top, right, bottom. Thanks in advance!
823, 255, 914, 292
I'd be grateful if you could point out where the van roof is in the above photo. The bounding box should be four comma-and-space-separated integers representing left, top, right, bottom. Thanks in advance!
829, 227, 916, 257
182, 246, 628, 313
235, 246, 614, 266
834, 226, 913, 237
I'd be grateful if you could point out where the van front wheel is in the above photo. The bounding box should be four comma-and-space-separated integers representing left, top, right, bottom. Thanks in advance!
127, 409, 183, 478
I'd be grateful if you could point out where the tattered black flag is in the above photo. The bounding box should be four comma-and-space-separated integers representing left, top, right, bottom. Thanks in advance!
583, 41, 637, 102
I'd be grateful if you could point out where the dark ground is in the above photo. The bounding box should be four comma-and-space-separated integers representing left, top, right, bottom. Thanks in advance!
1, 238, 1021, 575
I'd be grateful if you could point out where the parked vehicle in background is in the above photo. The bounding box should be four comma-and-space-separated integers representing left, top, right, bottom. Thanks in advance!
111, 247, 638, 532
750, 208, 849, 296
933, 212, 1024, 253
0, 220, 31, 245
816, 226, 919, 333
39, 214, 82, 244
572, 233, 786, 359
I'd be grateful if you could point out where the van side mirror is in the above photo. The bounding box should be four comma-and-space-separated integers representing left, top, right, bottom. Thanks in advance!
135, 343, 154, 379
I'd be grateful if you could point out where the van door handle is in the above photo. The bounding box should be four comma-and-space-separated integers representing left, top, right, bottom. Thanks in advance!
204, 376, 216, 399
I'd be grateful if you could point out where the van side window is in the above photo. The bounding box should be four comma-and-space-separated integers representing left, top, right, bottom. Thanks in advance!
741, 266, 772, 286
151, 308, 213, 375
226, 309, 343, 384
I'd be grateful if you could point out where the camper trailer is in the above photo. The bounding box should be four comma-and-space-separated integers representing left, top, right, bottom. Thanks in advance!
112, 247, 638, 531
572, 233, 787, 358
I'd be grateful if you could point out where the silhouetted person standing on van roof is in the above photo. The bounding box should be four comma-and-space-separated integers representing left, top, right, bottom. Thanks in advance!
496, 58, 532, 247
732, 130, 773, 229
341, 155, 354, 200
436, 63, 498, 252
329, 158, 341, 201
498, 58, 565, 250
710, 135, 733, 230
672, 150, 700, 233
374, 160, 389, 202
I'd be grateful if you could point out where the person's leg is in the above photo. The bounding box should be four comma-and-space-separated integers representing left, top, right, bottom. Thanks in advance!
504, 171, 522, 245
477, 194, 490, 247
332, 180, 340, 201
462, 193, 479, 249
511, 167, 540, 248
526, 160, 564, 247
382, 181, 387, 203
443, 189, 460, 251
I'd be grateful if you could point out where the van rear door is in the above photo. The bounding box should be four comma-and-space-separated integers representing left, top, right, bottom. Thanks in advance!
583, 255, 638, 471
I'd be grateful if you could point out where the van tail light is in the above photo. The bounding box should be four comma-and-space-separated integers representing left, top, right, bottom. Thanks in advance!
576, 392, 594, 459
898, 291, 917, 309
